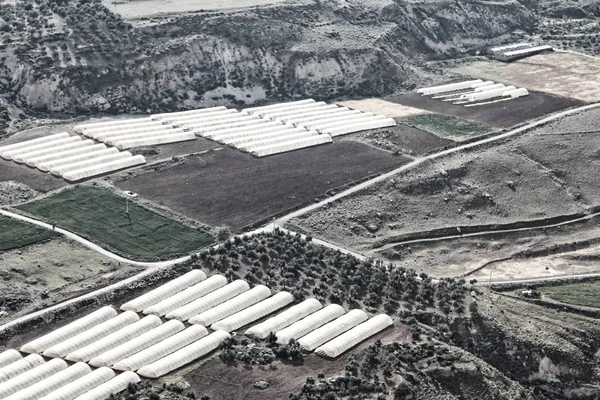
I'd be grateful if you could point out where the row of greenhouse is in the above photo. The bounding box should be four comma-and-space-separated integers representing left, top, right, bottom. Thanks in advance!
4, 270, 392, 396
0, 350, 140, 400
417, 79, 529, 105
0, 133, 146, 182
74, 117, 196, 149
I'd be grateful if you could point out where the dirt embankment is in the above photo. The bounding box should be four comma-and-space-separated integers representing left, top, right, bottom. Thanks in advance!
0, 0, 534, 117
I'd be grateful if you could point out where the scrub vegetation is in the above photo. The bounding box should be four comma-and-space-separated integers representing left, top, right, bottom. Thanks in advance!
16, 185, 214, 259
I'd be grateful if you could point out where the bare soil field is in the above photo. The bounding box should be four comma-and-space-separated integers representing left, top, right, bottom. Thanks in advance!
102, 0, 307, 19
387, 90, 582, 129
343, 124, 454, 155
0, 238, 143, 326
186, 325, 409, 400
336, 99, 429, 118
289, 107, 600, 277
115, 142, 412, 231
0, 159, 68, 192
453, 52, 600, 102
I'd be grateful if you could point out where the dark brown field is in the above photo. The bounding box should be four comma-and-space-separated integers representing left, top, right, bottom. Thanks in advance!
0, 159, 68, 192
387, 91, 582, 128
115, 142, 412, 230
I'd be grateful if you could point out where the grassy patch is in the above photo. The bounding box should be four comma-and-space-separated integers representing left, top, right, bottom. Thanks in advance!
17, 186, 214, 260
0, 216, 58, 251
539, 281, 600, 309
397, 113, 493, 140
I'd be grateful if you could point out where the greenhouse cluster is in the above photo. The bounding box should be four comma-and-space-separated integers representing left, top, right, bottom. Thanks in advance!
417, 79, 529, 106
3, 270, 393, 396
0, 133, 146, 182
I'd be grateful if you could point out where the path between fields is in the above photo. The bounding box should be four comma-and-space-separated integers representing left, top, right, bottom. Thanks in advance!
1, 102, 600, 334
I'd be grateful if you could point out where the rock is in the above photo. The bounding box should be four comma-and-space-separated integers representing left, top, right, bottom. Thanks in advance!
173, 381, 191, 391
367, 223, 378, 233
253, 380, 269, 390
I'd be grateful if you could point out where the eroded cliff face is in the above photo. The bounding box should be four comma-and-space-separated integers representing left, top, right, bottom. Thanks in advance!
1, 0, 534, 116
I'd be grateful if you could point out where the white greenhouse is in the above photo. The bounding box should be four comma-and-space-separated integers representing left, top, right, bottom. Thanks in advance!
249, 135, 332, 157
417, 80, 483, 96
0, 350, 21, 368
121, 269, 207, 312
292, 110, 364, 127
188, 285, 271, 326
143, 274, 228, 317
20, 306, 118, 354
207, 121, 284, 140
84, 122, 166, 138
23, 140, 95, 167
314, 314, 393, 358
242, 99, 316, 114
297, 309, 368, 351
302, 112, 380, 130
113, 132, 196, 150
38, 367, 115, 400
102, 128, 185, 144
0, 358, 67, 399
262, 104, 339, 121
473, 83, 505, 92
66, 315, 162, 362
211, 291, 294, 332
166, 279, 250, 322
502, 88, 529, 98
89, 320, 185, 368
13, 137, 85, 164
276, 304, 345, 345
43, 311, 140, 358
72, 372, 141, 400
464, 86, 517, 102
245, 298, 322, 339
0, 132, 70, 157
157, 108, 238, 124
214, 124, 295, 144
3, 137, 80, 161
38, 148, 119, 172
0, 354, 45, 383
28, 143, 106, 168
74, 118, 153, 133
151, 106, 228, 119
62, 155, 147, 182
112, 325, 208, 372
51, 152, 135, 177
3, 362, 92, 400
137, 330, 231, 379
321, 118, 396, 137
92, 124, 176, 141
235, 131, 318, 151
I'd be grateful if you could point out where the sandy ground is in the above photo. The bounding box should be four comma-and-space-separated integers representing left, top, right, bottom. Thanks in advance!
453, 52, 600, 102
470, 242, 600, 282
0, 238, 143, 325
102, 0, 309, 19
337, 98, 429, 118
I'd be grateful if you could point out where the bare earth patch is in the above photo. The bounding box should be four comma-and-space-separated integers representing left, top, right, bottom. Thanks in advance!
0, 238, 143, 325
453, 52, 600, 102
337, 98, 430, 118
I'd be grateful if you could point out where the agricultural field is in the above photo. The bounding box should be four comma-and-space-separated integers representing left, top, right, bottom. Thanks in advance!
15, 186, 214, 260
0, 238, 143, 325
387, 89, 582, 129
336, 99, 429, 118
0, 215, 58, 251
453, 52, 600, 102
397, 113, 494, 141
538, 281, 600, 308
115, 142, 411, 231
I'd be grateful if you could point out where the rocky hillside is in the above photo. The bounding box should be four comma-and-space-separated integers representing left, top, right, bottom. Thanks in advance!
0, 0, 534, 119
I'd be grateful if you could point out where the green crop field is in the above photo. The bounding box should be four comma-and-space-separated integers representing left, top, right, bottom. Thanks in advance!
0, 216, 58, 251
539, 281, 600, 309
17, 186, 214, 260
397, 113, 493, 141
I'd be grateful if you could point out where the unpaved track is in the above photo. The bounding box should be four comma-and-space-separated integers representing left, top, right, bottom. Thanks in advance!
375, 210, 600, 251
1, 102, 599, 334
